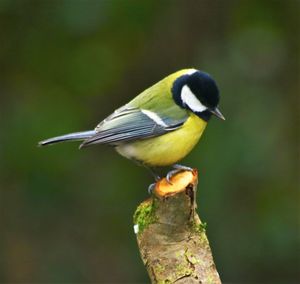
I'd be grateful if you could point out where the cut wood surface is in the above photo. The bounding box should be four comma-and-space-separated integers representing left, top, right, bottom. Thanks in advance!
133, 170, 221, 283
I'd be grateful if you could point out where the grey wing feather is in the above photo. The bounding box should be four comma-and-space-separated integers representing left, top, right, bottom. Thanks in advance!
39, 130, 96, 146
80, 107, 187, 147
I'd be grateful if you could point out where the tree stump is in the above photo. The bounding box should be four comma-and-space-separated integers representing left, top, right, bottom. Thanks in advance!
133, 170, 221, 283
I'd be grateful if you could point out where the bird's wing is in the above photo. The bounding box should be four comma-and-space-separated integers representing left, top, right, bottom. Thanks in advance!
80, 106, 188, 147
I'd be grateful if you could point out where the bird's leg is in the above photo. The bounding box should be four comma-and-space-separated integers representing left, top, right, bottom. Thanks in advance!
145, 166, 161, 182
144, 165, 161, 195
166, 164, 193, 184
135, 159, 160, 181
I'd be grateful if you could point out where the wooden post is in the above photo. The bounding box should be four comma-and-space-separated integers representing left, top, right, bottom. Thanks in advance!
133, 170, 221, 283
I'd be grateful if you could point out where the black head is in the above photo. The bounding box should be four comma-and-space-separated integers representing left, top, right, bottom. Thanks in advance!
171, 70, 225, 122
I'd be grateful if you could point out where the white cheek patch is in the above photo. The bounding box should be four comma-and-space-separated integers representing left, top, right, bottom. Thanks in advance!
181, 85, 207, 112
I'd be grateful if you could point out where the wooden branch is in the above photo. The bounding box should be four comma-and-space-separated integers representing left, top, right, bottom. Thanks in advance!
133, 170, 221, 284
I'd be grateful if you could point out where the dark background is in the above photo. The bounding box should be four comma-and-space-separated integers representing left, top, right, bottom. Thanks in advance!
0, 0, 299, 283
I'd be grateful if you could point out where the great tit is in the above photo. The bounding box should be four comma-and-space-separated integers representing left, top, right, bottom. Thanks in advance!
39, 69, 224, 181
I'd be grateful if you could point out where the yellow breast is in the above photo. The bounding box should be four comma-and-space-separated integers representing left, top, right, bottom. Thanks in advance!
116, 113, 207, 167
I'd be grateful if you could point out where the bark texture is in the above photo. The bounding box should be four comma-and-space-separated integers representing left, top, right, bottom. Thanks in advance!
133, 170, 221, 284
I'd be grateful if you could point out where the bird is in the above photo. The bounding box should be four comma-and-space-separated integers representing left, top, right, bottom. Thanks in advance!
39, 68, 224, 184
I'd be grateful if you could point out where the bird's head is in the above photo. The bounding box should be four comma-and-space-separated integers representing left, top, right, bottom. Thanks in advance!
171, 70, 225, 122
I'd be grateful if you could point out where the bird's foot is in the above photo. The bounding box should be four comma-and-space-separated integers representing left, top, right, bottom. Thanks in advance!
166, 164, 193, 184
173, 164, 193, 171
148, 182, 156, 195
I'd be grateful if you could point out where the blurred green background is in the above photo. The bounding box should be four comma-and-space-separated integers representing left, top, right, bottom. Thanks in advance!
0, 0, 299, 283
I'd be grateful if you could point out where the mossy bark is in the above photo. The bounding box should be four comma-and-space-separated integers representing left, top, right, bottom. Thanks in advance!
133, 170, 221, 284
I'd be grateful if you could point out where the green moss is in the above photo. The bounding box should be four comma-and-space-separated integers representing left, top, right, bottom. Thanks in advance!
190, 220, 209, 245
175, 262, 193, 278
133, 199, 157, 234
205, 275, 216, 284
184, 250, 201, 265
191, 221, 207, 234
153, 262, 165, 274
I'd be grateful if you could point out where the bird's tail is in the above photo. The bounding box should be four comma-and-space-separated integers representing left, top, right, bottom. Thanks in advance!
38, 130, 96, 146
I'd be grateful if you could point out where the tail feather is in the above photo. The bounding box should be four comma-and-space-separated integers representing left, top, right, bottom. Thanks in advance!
38, 130, 96, 146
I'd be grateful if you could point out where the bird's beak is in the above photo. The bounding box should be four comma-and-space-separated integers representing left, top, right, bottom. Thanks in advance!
210, 108, 225, 120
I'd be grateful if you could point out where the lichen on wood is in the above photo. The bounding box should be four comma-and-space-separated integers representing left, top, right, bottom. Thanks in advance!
133, 170, 221, 284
